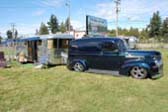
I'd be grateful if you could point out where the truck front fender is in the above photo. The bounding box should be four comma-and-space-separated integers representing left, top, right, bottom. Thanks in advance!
119, 61, 150, 76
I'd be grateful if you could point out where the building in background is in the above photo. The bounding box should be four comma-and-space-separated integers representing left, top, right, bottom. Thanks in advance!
73, 30, 86, 39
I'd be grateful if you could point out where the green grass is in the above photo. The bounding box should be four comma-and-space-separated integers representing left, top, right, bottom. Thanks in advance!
0, 49, 168, 112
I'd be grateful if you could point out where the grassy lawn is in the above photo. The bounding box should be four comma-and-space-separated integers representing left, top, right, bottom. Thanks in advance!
0, 49, 168, 112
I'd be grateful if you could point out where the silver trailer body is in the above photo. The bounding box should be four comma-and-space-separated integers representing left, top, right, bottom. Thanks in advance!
39, 34, 74, 65
0, 34, 74, 65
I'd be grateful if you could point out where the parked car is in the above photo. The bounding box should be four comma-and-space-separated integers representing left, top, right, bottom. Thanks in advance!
67, 37, 163, 79
119, 36, 138, 49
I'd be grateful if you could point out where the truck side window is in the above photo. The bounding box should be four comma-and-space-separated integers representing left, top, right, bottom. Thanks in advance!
101, 42, 118, 52
78, 41, 100, 51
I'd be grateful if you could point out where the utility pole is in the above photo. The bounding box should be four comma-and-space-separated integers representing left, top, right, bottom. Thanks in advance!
66, 0, 71, 35
11, 23, 16, 39
10, 23, 16, 60
114, 0, 121, 37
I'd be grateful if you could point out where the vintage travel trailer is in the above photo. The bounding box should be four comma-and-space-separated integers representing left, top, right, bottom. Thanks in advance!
1, 34, 74, 65
19, 37, 40, 63
39, 34, 74, 65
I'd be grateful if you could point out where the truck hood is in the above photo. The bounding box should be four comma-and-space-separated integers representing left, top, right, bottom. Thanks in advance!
126, 50, 161, 58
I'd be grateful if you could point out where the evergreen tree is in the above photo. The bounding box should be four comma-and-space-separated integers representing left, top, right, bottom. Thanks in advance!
39, 23, 49, 35
108, 29, 116, 36
35, 29, 39, 35
47, 14, 59, 34
148, 11, 162, 38
128, 27, 139, 37
161, 17, 168, 38
140, 28, 148, 40
0, 35, 2, 44
6, 30, 13, 39
122, 28, 129, 36
60, 22, 66, 33
115, 27, 139, 37
65, 17, 71, 31
15, 30, 18, 39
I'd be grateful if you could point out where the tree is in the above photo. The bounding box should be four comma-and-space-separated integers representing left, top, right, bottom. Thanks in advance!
39, 23, 49, 35
140, 28, 148, 40
65, 17, 70, 31
15, 30, 18, 39
108, 29, 116, 36
161, 17, 168, 38
60, 22, 66, 33
35, 29, 39, 35
120, 28, 129, 36
0, 35, 2, 44
65, 17, 73, 31
128, 27, 139, 37
6, 30, 13, 39
112, 27, 140, 37
148, 11, 162, 38
47, 14, 59, 34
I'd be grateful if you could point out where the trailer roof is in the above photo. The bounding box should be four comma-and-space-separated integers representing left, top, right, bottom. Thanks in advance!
40, 34, 74, 40
0, 34, 74, 45
21, 37, 40, 41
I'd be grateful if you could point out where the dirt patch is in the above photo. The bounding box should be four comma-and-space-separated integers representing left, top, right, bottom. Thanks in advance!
0, 76, 6, 80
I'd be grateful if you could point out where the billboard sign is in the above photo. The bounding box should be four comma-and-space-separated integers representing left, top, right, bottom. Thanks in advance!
86, 15, 107, 36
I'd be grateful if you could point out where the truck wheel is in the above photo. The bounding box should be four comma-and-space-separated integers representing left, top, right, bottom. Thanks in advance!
73, 62, 85, 72
130, 66, 147, 79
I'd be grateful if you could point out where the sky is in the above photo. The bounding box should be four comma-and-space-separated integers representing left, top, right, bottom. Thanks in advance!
0, 0, 168, 36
